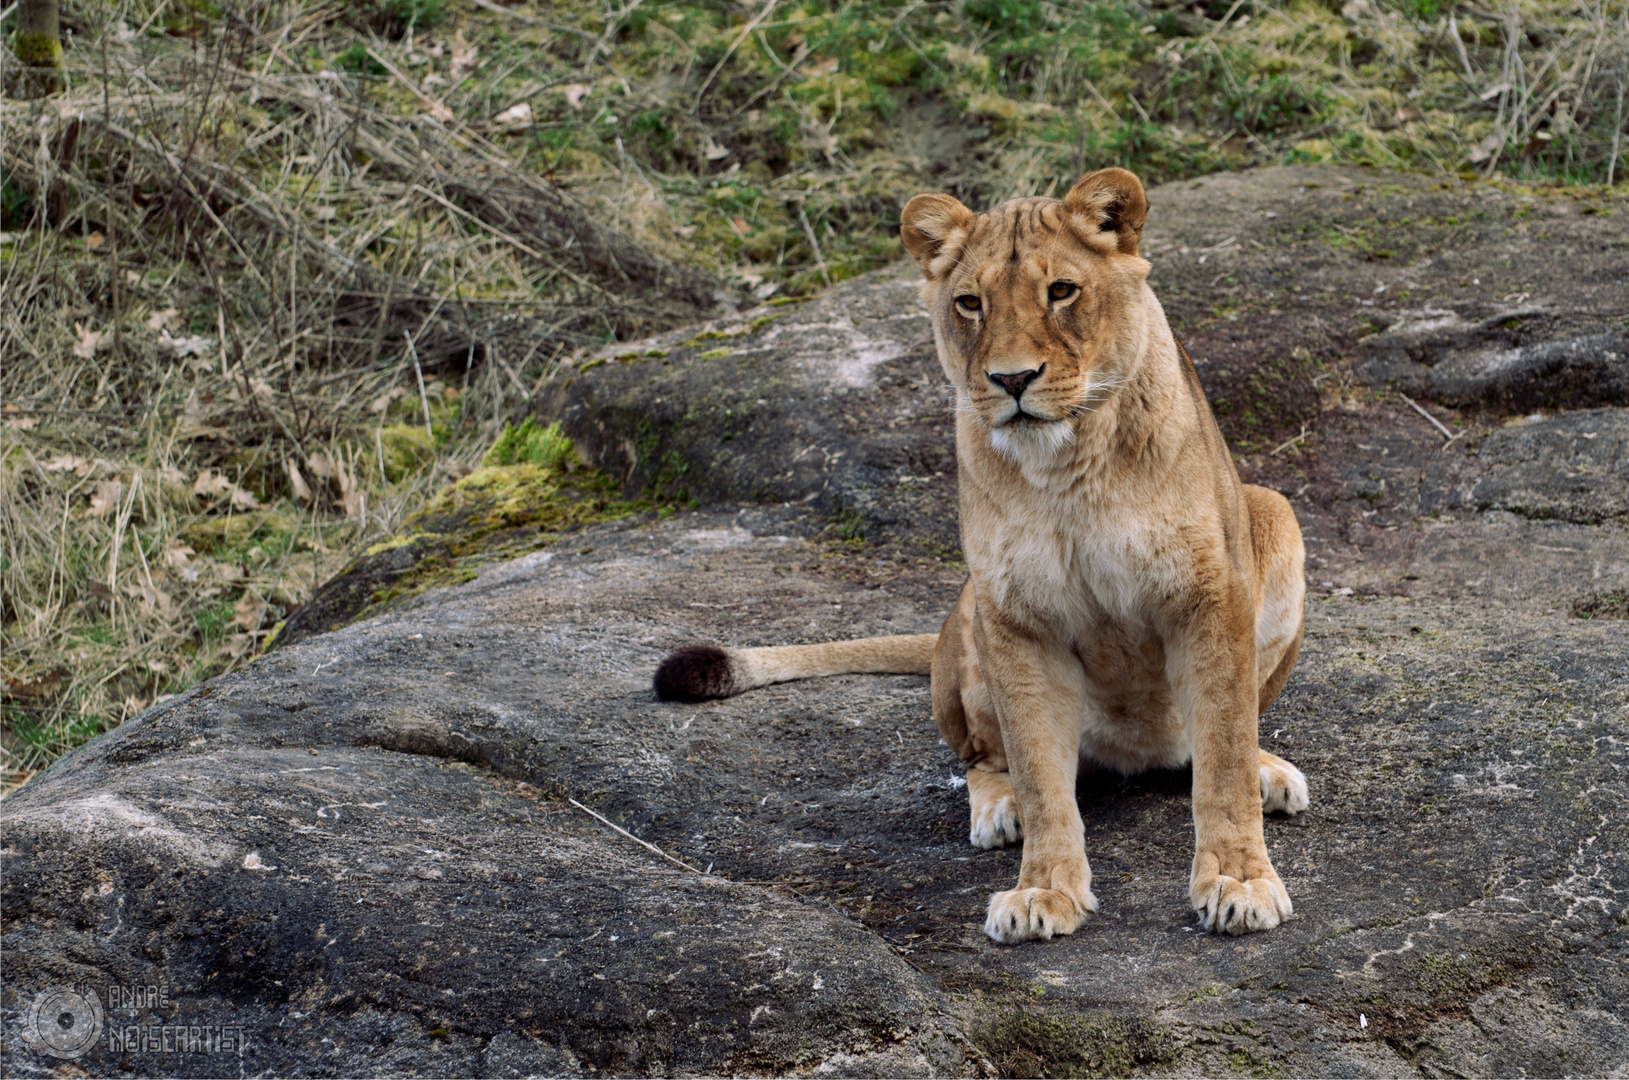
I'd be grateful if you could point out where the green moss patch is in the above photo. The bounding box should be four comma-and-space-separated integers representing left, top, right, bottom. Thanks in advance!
973, 1009, 1175, 1079
380, 425, 437, 483
276, 423, 657, 648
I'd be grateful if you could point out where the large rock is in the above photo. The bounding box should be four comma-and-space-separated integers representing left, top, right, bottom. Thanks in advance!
5, 165, 1628, 1077
3, 510, 1626, 1076
548, 165, 1629, 540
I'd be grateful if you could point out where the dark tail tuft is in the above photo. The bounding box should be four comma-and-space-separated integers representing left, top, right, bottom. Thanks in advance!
653, 645, 737, 702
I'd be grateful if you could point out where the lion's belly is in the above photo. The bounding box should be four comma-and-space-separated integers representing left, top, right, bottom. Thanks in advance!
1074, 621, 1192, 775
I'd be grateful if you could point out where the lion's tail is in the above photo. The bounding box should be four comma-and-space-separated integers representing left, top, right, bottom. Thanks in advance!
653, 634, 937, 702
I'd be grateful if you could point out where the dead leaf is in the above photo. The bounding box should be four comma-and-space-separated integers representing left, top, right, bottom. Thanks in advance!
191, 469, 234, 498
799, 57, 839, 77
297, 535, 335, 554
370, 387, 408, 413
42, 454, 90, 473
333, 452, 365, 519
449, 30, 478, 83
72, 323, 104, 359
162, 542, 195, 570
190, 470, 261, 509
123, 582, 173, 616
4, 415, 38, 430
160, 332, 215, 358
123, 695, 149, 716
85, 232, 105, 251
2, 669, 68, 701
493, 102, 533, 131
145, 308, 180, 333
230, 594, 270, 632
89, 480, 124, 517
287, 459, 313, 503
703, 138, 730, 161
562, 83, 591, 109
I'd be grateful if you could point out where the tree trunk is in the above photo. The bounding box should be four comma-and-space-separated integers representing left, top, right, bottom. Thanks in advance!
15, 0, 63, 96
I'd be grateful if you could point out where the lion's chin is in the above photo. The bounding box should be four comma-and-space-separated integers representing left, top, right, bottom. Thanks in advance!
987, 414, 1075, 461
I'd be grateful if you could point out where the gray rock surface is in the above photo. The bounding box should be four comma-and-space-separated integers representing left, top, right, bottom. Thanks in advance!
4, 513, 1626, 1077
4, 165, 1628, 1077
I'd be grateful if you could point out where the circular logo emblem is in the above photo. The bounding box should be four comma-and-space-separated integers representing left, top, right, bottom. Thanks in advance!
24, 986, 104, 1059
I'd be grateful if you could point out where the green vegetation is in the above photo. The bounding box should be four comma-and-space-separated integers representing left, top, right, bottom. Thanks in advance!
975, 1008, 1174, 1078
402, 0, 1626, 296
307, 421, 651, 632
482, 418, 576, 469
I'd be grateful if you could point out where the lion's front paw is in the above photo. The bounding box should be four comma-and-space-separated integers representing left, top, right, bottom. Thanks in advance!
1190, 868, 1292, 935
984, 886, 1098, 944
966, 769, 1022, 850
1259, 751, 1309, 816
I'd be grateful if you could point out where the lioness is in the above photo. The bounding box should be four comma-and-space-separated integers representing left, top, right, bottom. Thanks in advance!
655, 167, 1308, 943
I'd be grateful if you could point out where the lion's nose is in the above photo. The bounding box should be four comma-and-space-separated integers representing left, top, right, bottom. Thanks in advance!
987, 367, 1042, 399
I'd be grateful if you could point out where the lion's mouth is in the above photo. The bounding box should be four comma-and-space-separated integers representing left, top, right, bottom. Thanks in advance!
997, 406, 1057, 426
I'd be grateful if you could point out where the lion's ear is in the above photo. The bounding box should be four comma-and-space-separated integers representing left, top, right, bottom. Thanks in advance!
900, 193, 975, 278
1063, 168, 1148, 255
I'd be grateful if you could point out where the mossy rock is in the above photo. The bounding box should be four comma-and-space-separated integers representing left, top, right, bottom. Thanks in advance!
275, 427, 645, 648
973, 1010, 1174, 1079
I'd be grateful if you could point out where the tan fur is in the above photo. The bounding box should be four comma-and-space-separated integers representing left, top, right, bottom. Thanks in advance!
659, 168, 1308, 941
721, 635, 936, 693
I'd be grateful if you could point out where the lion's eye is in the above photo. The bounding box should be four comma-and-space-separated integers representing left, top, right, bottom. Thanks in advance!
1048, 281, 1078, 302
954, 294, 982, 316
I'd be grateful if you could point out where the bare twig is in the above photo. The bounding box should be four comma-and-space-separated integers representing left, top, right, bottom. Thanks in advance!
797, 203, 832, 288
406, 332, 434, 442
1270, 423, 1310, 455
694, 0, 782, 111
1399, 393, 1454, 440
568, 797, 708, 875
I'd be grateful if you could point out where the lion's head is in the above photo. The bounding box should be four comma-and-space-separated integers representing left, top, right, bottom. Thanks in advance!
900, 168, 1155, 459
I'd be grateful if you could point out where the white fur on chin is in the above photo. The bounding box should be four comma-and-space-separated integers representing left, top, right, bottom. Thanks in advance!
987, 415, 1076, 461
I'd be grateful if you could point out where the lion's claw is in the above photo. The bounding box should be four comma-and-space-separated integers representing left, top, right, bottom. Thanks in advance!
983, 886, 1098, 944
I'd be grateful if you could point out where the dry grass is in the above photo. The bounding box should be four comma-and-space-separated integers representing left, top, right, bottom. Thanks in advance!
0, 0, 719, 794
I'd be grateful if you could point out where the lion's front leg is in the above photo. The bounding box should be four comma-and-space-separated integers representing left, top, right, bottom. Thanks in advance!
973, 611, 1098, 944
1174, 583, 1293, 935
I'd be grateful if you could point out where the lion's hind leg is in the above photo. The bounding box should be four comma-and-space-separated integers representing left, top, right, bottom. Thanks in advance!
933, 582, 1022, 849
967, 767, 1021, 849
1243, 484, 1310, 819
1259, 749, 1309, 816
1242, 483, 1305, 714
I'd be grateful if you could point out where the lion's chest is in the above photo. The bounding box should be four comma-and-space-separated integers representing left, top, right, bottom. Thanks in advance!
973, 509, 1182, 634
973, 512, 1194, 772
